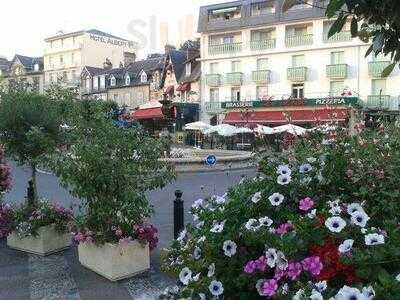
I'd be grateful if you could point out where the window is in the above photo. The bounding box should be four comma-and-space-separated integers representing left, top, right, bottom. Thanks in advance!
286, 0, 312, 11
292, 55, 305, 67
256, 86, 269, 100
34, 64, 39, 72
231, 87, 241, 101
93, 77, 98, 90
330, 81, 344, 96
371, 79, 386, 95
210, 88, 219, 102
292, 83, 304, 98
251, 1, 275, 15
60, 55, 63, 64
110, 76, 116, 86
125, 75, 130, 85
251, 29, 274, 41
141, 72, 147, 83
223, 36, 234, 44
231, 61, 241, 72
257, 58, 268, 70
185, 63, 191, 76
71, 53, 75, 64
85, 76, 91, 91
331, 51, 344, 64
209, 6, 241, 21
100, 76, 105, 89
210, 63, 219, 74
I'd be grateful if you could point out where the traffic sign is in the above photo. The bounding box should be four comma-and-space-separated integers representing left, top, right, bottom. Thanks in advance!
205, 154, 217, 166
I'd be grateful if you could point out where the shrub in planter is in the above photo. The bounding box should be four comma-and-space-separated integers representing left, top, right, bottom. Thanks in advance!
0, 145, 12, 201
162, 123, 400, 299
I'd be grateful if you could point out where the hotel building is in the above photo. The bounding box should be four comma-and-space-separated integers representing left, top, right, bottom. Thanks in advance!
197, 0, 400, 126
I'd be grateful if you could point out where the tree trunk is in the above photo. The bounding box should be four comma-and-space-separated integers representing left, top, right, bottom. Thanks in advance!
29, 163, 38, 206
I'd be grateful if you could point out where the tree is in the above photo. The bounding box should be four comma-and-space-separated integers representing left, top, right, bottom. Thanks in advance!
0, 85, 65, 205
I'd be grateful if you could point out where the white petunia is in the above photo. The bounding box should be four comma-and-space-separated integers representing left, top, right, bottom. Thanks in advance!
265, 248, 278, 268
195, 221, 205, 229
192, 273, 200, 282
207, 263, 215, 277
177, 229, 187, 242
329, 205, 342, 215
347, 203, 365, 215
277, 165, 292, 176
293, 289, 305, 300
281, 283, 289, 295
338, 239, 354, 254
315, 281, 327, 292
259, 216, 273, 227
365, 233, 385, 246
222, 240, 237, 257
251, 191, 262, 203
209, 280, 224, 296
325, 216, 347, 233
179, 267, 192, 285
213, 195, 226, 205
310, 290, 323, 300
192, 199, 204, 209
351, 211, 370, 228
362, 286, 375, 299
210, 221, 225, 233
245, 219, 260, 231
198, 293, 206, 300
277, 174, 291, 185
193, 247, 201, 260
335, 286, 365, 300
268, 193, 285, 206
255, 279, 265, 296
299, 163, 313, 174
307, 209, 317, 219
197, 236, 206, 243
307, 157, 317, 163
276, 251, 288, 270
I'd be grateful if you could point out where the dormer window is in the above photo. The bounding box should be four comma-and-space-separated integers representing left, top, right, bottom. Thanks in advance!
285, 0, 313, 11
85, 76, 91, 91
100, 75, 105, 89
93, 76, 98, 90
141, 72, 147, 83
34, 63, 40, 72
185, 63, 191, 76
110, 76, 116, 87
125, 74, 130, 85
209, 6, 241, 21
251, 1, 275, 15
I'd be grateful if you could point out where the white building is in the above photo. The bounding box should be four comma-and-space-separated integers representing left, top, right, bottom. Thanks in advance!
44, 29, 137, 88
197, 0, 399, 126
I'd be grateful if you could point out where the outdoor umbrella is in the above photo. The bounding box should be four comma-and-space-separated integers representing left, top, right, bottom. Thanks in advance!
204, 124, 238, 137
272, 124, 307, 136
254, 125, 275, 135
184, 121, 212, 131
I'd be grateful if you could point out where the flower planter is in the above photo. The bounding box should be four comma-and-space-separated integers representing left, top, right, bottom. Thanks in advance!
7, 225, 72, 256
78, 240, 150, 281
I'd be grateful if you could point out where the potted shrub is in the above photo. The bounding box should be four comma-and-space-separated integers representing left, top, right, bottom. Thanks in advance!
0, 145, 12, 202
0, 84, 72, 255
55, 100, 174, 281
162, 122, 400, 299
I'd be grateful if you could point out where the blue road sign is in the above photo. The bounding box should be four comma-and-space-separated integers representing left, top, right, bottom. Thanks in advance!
205, 154, 217, 166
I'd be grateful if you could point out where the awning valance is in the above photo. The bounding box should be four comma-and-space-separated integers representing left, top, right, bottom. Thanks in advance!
132, 107, 164, 120
176, 82, 191, 92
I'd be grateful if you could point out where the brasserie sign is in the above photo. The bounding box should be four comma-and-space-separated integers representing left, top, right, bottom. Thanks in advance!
222, 97, 359, 109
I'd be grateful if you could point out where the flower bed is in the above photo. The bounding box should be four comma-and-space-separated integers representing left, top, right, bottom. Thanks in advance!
162, 123, 400, 299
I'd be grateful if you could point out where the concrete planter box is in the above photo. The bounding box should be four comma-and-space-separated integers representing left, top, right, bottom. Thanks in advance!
78, 240, 150, 281
7, 225, 72, 256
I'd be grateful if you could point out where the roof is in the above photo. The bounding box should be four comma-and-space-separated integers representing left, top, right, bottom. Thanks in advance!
0, 57, 11, 74
12, 55, 43, 72
45, 29, 130, 42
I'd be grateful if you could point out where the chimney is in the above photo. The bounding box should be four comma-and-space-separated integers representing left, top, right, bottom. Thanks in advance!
123, 52, 136, 67
164, 44, 176, 54
103, 58, 113, 70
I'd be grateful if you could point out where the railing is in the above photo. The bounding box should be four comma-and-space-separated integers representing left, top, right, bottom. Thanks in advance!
252, 70, 271, 83
250, 39, 276, 51
208, 42, 243, 55
287, 67, 307, 81
204, 102, 225, 114
326, 64, 348, 79
323, 31, 352, 43
366, 95, 391, 110
368, 61, 391, 77
226, 72, 243, 85
205, 74, 222, 87
285, 34, 313, 47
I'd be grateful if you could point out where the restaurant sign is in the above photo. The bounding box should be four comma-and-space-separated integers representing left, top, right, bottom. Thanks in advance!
222, 97, 359, 109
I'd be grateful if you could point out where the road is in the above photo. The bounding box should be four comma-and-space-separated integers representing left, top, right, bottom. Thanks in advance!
0, 162, 256, 300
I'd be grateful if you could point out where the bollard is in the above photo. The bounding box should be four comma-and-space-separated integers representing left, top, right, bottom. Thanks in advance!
174, 190, 184, 240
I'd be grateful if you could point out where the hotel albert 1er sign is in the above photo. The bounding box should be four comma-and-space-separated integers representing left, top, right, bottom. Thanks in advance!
222, 97, 360, 109
89, 34, 136, 49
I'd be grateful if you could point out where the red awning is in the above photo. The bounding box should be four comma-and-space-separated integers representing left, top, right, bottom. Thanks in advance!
132, 107, 164, 120
176, 82, 191, 92
165, 85, 174, 95
223, 108, 350, 125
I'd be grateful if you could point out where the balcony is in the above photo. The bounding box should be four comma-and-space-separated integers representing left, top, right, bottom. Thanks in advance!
366, 95, 391, 110
226, 72, 243, 85
323, 31, 352, 43
204, 102, 225, 114
287, 67, 307, 82
252, 70, 271, 83
368, 61, 391, 77
250, 39, 276, 51
326, 64, 348, 79
205, 74, 222, 87
208, 42, 242, 55
285, 34, 313, 47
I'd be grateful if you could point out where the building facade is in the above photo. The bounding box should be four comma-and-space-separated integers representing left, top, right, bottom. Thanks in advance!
197, 0, 399, 126
44, 29, 137, 89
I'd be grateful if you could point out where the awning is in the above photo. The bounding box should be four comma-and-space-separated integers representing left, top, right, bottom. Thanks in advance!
176, 82, 191, 92
165, 85, 174, 95
132, 107, 164, 120
223, 108, 350, 125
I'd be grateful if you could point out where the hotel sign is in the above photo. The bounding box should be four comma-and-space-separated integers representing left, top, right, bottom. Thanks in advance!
222, 97, 359, 109
89, 34, 136, 49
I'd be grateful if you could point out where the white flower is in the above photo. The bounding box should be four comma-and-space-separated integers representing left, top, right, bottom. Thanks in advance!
307, 209, 317, 219
361, 228, 368, 234
328, 199, 340, 208
365, 233, 385, 246
396, 274, 400, 282
315, 281, 327, 292
197, 236, 206, 243
293, 289, 305, 300
277, 174, 291, 185
198, 293, 206, 300
268, 193, 285, 206
299, 163, 313, 173
329, 206, 342, 215
177, 229, 187, 242
209, 280, 224, 296
192, 273, 200, 282
362, 286, 375, 299
192, 198, 204, 209
213, 195, 226, 205
325, 216, 347, 233
307, 157, 317, 163
207, 263, 215, 277
351, 211, 370, 228
277, 165, 292, 176
259, 216, 273, 227
193, 247, 201, 260
179, 267, 192, 285
192, 214, 199, 222
210, 221, 225, 233
335, 286, 365, 300
195, 221, 205, 229
347, 203, 365, 215
265, 248, 278, 268
310, 290, 323, 300
281, 283, 289, 295
245, 219, 260, 231
276, 251, 288, 270
251, 191, 262, 203
222, 240, 237, 257
338, 239, 354, 254
256, 279, 265, 296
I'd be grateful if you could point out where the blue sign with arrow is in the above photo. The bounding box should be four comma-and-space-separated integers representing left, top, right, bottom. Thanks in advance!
205, 154, 217, 166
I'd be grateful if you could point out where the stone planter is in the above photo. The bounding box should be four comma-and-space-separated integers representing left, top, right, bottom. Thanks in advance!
7, 225, 72, 256
78, 240, 150, 281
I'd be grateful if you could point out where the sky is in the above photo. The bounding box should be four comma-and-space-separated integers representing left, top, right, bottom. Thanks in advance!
0, 0, 232, 60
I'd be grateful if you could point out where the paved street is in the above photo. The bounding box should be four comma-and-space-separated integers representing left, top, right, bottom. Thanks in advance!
1, 162, 256, 300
